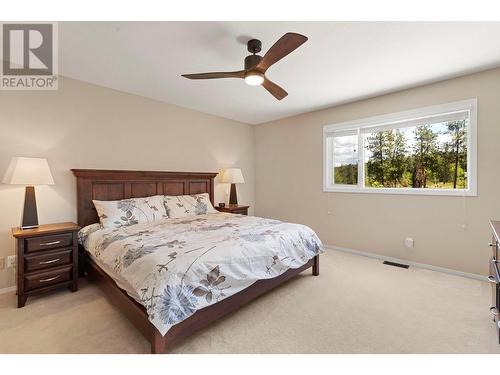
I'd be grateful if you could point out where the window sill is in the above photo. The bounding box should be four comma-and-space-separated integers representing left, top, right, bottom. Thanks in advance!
323, 186, 477, 197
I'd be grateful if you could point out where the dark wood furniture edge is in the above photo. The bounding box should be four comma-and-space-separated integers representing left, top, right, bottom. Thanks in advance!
489, 220, 500, 343
490, 220, 500, 242
86, 253, 319, 354
71, 169, 218, 180
72, 169, 320, 353
17, 238, 26, 307
215, 205, 250, 215
12, 222, 80, 238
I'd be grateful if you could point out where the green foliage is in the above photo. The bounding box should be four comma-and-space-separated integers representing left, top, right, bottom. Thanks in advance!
334, 163, 357, 185
365, 129, 409, 188
411, 125, 438, 187
445, 120, 467, 188
363, 121, 467, 189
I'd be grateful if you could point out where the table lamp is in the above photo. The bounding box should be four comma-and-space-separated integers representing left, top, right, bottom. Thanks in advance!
221, 168, 245, 205
2, 157, 55, 229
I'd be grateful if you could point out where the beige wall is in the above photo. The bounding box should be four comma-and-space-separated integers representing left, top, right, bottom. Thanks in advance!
0, 77, 255, 290
255, 67, 500, 276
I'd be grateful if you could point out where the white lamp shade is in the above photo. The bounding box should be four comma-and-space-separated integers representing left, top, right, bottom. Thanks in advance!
221, 168, 245, 184
2, 157, 55, 185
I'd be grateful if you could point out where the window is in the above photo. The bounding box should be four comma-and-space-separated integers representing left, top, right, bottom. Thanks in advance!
323, 99, 477, 196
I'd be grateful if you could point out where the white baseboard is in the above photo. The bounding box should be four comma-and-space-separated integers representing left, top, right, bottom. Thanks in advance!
327, 245, 487, 282
0, 286, 16, 295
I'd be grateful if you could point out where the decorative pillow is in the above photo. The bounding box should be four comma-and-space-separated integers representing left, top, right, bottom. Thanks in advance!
163, 193, 216, 218
93, 195, 167, 228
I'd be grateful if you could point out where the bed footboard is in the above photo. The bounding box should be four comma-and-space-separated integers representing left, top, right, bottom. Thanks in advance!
150, 255, 320, 354
85, 250, 319, 354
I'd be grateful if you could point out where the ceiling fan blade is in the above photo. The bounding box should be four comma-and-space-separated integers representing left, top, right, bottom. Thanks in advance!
257, 33, 308, 72
262, 78, 288, 100
181, 70, 246, 80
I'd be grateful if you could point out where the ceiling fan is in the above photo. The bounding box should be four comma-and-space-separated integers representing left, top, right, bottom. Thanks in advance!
181, 33, 308, 100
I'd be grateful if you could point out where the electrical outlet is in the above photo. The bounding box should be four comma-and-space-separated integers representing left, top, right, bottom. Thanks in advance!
0, 257, 4, 269
404, 238, 414, 249
6, 255, 16, 268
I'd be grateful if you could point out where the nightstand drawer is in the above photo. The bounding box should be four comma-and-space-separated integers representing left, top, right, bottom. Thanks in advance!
25, 233, 73, 253
24, 265, 72, 291
24, 248, 72, 272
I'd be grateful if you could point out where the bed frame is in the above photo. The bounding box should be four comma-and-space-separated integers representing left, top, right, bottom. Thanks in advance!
72, 169, 319, 354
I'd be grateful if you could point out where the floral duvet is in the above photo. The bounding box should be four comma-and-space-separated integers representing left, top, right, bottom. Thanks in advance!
80, 212, 324, 336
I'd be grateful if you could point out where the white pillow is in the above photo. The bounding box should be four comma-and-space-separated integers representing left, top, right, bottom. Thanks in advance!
93, 195, 167, 228
163, 193, 216, 218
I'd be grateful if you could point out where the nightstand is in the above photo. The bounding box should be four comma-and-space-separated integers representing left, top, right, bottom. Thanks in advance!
12, 222, 80, 308
215, 204, 249, 215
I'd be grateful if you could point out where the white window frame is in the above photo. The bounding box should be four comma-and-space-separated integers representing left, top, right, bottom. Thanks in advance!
323, 98, 478, 196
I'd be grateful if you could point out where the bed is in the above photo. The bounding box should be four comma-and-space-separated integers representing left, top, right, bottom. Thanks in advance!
72, 169, 322, 353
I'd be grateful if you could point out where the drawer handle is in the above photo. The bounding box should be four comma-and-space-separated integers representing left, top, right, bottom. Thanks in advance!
39, 258, 60, 265
490, 243, 498, 247
488, 275, 497, 283
39, 240, 61, 246
39, 275, 60, 283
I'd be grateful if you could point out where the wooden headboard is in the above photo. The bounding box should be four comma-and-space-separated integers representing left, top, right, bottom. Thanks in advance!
71, 169, 217, 228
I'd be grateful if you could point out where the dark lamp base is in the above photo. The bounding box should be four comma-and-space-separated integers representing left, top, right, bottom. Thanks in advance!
229, 183, 238, 205
21, 186, 39, 230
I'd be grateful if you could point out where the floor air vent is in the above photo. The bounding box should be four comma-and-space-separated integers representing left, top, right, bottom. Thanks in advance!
383, 261, 409, 269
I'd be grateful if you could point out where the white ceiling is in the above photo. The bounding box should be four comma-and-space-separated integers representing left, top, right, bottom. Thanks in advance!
59, 22, 500, 124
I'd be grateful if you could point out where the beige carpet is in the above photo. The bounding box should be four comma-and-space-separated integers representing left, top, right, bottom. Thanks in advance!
0, 250, 498, 354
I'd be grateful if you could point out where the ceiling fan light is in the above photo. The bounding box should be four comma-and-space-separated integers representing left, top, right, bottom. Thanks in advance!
244, 72, 264, 86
